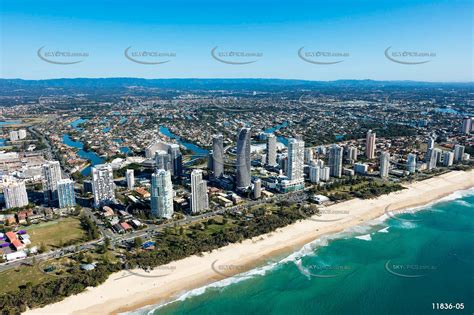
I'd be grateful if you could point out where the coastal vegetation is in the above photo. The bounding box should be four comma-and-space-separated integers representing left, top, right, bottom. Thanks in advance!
125, 203, 318, 269
0, 203, 317, 313
310, 177, 405, 200
0, 263, 121, 314
80, 215, 101, 241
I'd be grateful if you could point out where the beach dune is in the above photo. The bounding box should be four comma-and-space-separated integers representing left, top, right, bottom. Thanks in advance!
24, 170, 474, 315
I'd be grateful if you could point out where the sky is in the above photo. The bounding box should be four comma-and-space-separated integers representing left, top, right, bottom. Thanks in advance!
0, 0, 472, 81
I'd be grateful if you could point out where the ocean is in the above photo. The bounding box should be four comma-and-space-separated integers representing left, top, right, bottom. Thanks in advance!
131, 189, 474, 315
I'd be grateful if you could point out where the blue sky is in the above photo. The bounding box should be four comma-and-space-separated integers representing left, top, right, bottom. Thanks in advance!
0, 0, 472, 81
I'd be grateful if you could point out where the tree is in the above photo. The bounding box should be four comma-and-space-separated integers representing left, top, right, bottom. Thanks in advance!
86, 255, 93, 264
80, 215, 100, 240
104, 237, 110, 249
99, 237, 111, 253
71, 171, 85, 183
133, 237, 143, 249
39, 243, 47, 253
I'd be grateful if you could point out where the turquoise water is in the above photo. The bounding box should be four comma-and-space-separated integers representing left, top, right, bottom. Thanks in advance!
135, 189, 474, 315
70, 118, 88, 130
0, 120, 22, 127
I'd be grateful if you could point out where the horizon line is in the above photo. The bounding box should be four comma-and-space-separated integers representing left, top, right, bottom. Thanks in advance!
1, 77, 473, 84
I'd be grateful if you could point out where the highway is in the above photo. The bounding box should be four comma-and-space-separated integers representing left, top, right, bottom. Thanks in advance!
111, 189, 307, 244
0, 238, 104, 273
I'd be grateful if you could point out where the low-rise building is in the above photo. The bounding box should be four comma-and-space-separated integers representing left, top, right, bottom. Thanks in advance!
216, 196, 233, 207
5, 250, 27, 261
135, 187, 150, 199
310, 195, 330, 204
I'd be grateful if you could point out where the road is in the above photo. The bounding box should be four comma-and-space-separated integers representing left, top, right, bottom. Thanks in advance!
0, 238, 104, 273
0, 189, 308, 272
27, 125, 53, 161
112, 189, 307, 244
28, 124, 74, 176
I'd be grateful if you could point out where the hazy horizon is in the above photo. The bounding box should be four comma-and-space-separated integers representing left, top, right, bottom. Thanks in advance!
1, 77, 473, 84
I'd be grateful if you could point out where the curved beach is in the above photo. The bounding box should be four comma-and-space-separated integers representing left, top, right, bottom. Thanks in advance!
25, 170, 474, 315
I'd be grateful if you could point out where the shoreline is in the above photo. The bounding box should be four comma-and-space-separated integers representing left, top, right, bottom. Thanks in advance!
24, 170, 474, 315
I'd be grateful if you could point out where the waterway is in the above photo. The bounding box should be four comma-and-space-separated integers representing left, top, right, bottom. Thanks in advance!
0, 120, 23, 127
63, 118, 105, 176
264, 121, 289, 145
159, 126, 208, 156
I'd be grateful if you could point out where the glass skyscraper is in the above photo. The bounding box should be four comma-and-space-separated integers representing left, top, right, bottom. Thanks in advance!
57, 179, 76, 208
212, 134, 224, 177
42, 160, 62, 205
151, 169, 174, 218
236, 127, 251, 189
191, 169, 209, 213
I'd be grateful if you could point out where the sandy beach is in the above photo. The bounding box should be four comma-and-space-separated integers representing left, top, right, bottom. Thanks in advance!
25, 170, 474, 315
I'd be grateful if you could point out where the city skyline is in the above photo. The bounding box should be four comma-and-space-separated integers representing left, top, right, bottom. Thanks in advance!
0, 1, 473, 313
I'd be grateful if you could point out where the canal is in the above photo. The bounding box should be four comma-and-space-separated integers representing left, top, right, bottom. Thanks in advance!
63, 118, 104, 176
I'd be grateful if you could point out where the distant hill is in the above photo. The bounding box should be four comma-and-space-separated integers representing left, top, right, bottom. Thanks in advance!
0, 78, 472, 98
1, 77, 472, 89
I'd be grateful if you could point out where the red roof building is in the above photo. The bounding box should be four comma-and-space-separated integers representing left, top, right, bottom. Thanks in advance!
5, 231, 17, 242
12, 239, 25, 250
120, 222, 132, 231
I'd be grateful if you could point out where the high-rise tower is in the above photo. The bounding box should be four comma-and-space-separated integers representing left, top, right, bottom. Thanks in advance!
212, 134, 224, 177
42, 161, 62, 205
191, 169, 209, 213
236, 128, 251, 189
91, 164, 116, 207
365, 130, 376, 159
151, 169, 174, 219
266, 133, 277, 166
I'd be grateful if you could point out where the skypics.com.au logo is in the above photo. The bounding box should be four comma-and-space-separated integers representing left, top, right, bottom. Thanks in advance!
385, 260, 437, 278
37, 46, 88, 65
384, 46, 436, 65
120, 263, 177, 279
298, 47, 349, 65
211, 259, 249, 277
210, 95, 257, 112
182, 151, 249, 170
211, 46, 263, 65
124, 46, 176, 65
298, 207, 350, 222
296, 259, 353, 279
298, 94, 332, 112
